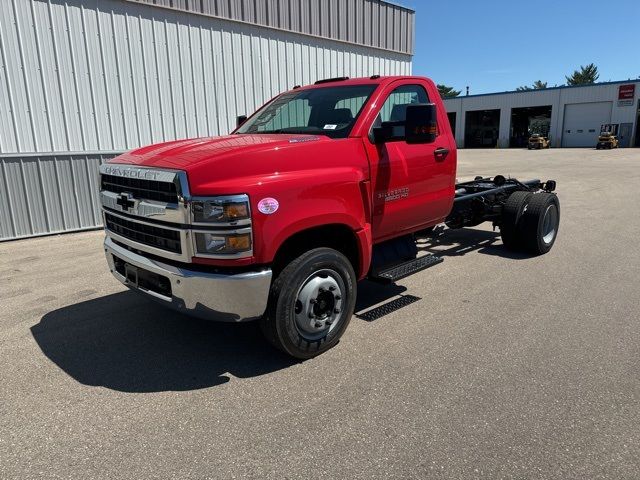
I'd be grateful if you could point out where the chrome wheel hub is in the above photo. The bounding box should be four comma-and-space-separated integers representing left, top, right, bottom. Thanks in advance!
542, 204, 558, 244
294, 269, 344, 341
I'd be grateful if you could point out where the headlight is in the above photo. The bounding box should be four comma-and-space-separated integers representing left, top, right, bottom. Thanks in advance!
194, 232, 252, 255
192, 195, 250, 224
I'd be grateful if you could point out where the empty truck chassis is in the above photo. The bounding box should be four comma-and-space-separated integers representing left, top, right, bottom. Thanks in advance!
99, 75, 560, 358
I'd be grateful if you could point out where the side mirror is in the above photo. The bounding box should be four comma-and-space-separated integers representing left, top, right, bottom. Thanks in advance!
236, 115, 248, 128
405, 103, 438, 144
372, 124, 393, 144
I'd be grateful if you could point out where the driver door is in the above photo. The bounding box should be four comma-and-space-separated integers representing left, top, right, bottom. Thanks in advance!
363, 82, 455, 242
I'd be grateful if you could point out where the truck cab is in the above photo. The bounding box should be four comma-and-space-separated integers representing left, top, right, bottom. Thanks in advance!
100, 76, 559, 358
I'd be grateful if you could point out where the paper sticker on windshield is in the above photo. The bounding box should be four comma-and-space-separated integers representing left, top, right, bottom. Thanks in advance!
323, 124, 337, 130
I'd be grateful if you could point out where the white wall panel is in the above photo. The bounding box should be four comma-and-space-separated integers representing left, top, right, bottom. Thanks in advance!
0, 0, 412, 240
0, 153, 117, 240
561, 102, 612, 148
0, 0, 411, 156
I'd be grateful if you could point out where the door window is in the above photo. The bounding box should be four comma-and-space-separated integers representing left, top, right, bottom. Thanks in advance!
374, 84, 430, 140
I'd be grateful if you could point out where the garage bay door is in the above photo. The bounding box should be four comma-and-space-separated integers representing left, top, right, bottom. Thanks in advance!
561, 102, 612, 147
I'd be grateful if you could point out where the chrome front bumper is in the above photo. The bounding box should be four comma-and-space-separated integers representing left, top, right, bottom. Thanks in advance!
104, 236, 272, 322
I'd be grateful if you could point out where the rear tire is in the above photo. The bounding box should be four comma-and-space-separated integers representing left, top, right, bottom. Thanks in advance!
501, 191, 532, 250
260, 248, 356, 359
520, 193, 560, 255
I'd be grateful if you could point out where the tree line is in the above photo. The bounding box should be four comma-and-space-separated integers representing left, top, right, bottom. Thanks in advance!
438, 63, 601, 98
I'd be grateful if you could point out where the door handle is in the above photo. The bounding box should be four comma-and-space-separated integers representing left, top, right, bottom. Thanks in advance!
434, 147, 449, 160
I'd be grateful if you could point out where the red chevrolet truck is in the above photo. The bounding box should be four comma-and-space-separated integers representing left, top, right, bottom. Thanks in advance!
99, 76, 560, 358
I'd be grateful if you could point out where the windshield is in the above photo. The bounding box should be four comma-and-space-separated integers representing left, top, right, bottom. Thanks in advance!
236, 84, 377, 138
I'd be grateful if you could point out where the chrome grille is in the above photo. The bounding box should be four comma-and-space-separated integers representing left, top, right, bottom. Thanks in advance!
104, 212, 182, 254
100, 174, 178, 203
99, 164, 253, 262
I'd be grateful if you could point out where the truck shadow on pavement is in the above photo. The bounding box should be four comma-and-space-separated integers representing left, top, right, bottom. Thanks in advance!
416, 227, 531, 260
31, 282, 406, 393
31, 291, 298, 393
30, 230, 525, 393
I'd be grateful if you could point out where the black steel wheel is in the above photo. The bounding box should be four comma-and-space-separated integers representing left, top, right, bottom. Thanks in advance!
260, 248, 356, 359
520, 193, 560, 255
500, 191, 532, 250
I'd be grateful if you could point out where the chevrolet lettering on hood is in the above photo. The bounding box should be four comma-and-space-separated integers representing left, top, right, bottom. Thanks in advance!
102, 165, 161, 180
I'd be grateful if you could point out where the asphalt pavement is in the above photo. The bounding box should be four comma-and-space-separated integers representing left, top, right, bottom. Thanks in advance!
1, 148, 639, 479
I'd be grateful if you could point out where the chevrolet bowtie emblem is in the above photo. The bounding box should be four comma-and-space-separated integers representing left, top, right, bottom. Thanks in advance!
116, 193, 136, 212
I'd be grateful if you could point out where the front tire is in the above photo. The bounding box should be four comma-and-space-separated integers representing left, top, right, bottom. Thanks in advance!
260, 248, 357, 359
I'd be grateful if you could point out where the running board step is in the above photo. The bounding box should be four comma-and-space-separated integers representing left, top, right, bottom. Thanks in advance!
371, 255, 443, 283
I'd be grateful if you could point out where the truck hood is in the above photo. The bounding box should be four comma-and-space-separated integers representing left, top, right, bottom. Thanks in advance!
108, 133, 369, 196
109, 134, 330, 170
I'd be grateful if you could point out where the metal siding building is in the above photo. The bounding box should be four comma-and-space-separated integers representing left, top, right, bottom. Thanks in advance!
0, 0, 414, 241
444, 80, 640, 149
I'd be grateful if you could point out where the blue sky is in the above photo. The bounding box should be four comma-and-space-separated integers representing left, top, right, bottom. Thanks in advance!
395, 0, 640, 95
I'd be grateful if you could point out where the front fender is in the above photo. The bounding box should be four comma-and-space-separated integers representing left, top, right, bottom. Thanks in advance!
248, 168, 369, 270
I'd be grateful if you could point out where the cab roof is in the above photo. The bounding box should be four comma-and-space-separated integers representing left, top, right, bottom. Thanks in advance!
290, 76, 431, 92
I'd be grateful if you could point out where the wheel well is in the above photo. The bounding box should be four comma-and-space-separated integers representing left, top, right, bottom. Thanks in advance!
272, 224, 360, 275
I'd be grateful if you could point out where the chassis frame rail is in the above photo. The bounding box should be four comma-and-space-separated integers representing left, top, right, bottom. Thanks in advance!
445, 175, 556, 229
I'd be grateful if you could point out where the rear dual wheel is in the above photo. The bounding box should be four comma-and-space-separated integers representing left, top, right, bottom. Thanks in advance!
501, 192, 560, 255
500, 191, 532, 250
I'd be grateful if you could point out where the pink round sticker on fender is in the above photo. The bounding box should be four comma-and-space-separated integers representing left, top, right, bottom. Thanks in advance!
257, 197, 279, 214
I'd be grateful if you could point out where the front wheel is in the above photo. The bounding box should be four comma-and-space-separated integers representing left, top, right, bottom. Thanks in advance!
260, 248, 357, 359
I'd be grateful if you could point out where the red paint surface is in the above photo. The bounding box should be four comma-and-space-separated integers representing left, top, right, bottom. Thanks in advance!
108, 77, 457, 278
